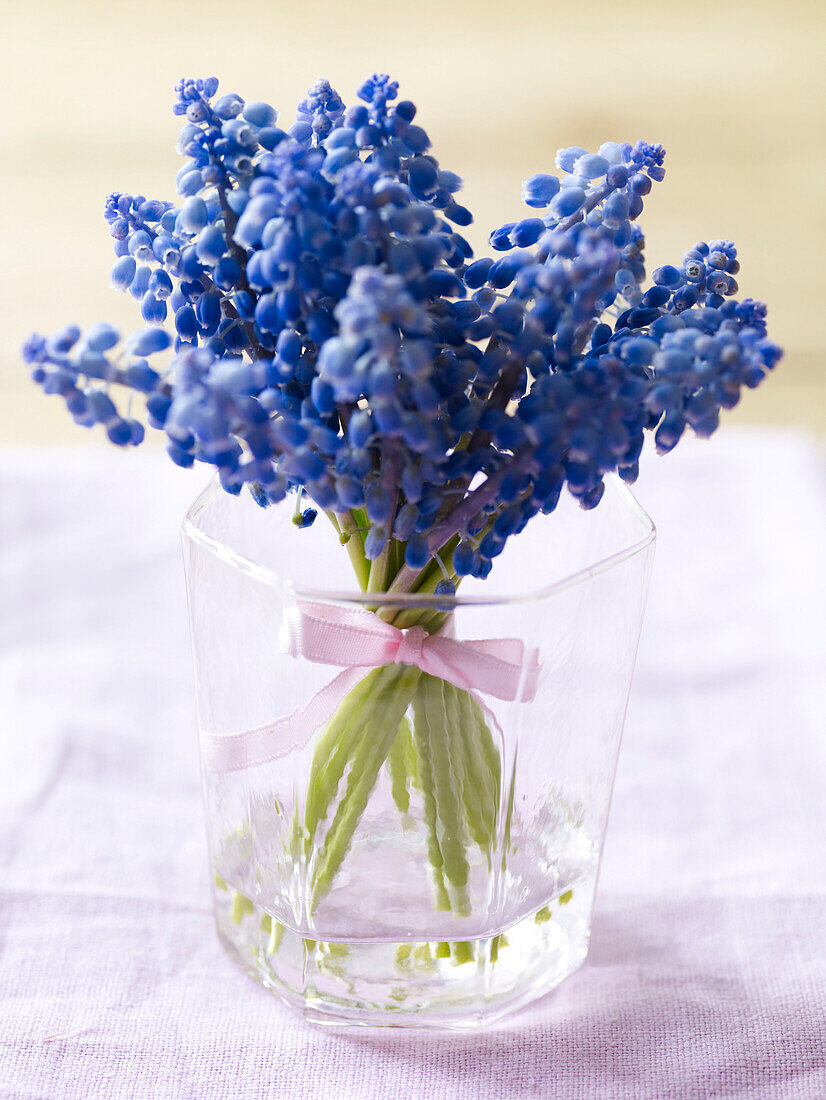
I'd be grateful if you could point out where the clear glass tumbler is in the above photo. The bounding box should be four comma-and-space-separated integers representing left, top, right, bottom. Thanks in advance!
182, 474, 655, 1028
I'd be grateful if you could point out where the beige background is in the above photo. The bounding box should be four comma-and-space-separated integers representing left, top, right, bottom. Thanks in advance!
1, 0, 823, 446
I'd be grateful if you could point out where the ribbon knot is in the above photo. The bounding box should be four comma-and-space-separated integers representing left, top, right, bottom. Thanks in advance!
204, 601, 542, 773
393, 625, 428, 668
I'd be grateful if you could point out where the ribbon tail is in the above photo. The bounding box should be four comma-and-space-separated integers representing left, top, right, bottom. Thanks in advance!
202, 667, 365, 773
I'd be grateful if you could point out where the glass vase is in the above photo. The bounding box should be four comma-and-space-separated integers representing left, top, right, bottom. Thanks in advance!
182, 474, 655, 1029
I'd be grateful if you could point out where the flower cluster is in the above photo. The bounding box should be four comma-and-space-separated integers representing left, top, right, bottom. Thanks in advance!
23, 75, 782, 593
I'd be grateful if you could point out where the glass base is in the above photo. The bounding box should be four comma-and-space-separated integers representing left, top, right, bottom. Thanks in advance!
213, 871, 595, 1029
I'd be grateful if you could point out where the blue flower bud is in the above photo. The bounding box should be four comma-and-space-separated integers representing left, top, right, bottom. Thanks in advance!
195, 225, 225, 265
606, 164, 629, 188
373, 399, 403, 433
522, 173, 560, 208
591, 323, 612, 349
408, 156, 439, 196
574, 154, 609, 179
223, 190, 249, 220
76, 350, 110, 379
233, 291, 255, 320
453, 541, 475, 576
83, 323, 120, 352
276, 329, 302, 366
364, 524, 387, 560
403, 125, 430, 154
42, 368, 76, 395
706, 270, 731, 295
511, 218, 545, 247
324, 127, 356, 151
128, 265, 152, 300
655, 410, 686, 455
240, 100, 276, 127
642, 286, 671, 309
138, 199, 166, 222
489, 259, 520, 290
311, 377, 336, 415
425, 270, 463, 298
213, 93, 244, 120
65, 389, 88, 418
323, 148, 359, 175
294, 507, 318, 528
110, 217, 129, 241
653, 265, 683, 288
129, 327, 172, 356
346, 409, 372, 449
174, 305, 199, 339
258, 127, 288, 151
672, 286, 699, 311
289, 121, 314, 144
467, 315, 496, 340
106, 418, 133, 446
366, 484, 393, 523
629, 172, 652, 196
551, 187, 586, 217
234, 195, 280, 247
166, 439, 195, 467
602, 192, 629, 228
444, 202, 472, 227
177, 170, 203, 198
127, 230, 154, 261
111, 255, 137, 291
620, 337, 658, 366
180, 196, 208, 233
452, 300, 481, 327
344, 104, 368, 128
556, 146, 587, 173
124, 361, 160, 393
152, 236, 180, 268
88, 390, 118, 424
141, 293, 167, 325
254, 293, 280, 333
222, 117, 256, 147
144, 393, 170, 428
159, 208, 178, 233
391, 503, 417, 541
404, 535, 429, 569
147, 270, 173, 301
213, 255, 241, 290
196, 292, 221, 331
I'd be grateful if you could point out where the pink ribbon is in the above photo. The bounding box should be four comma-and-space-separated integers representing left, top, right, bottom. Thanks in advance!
203, 601, 541, 773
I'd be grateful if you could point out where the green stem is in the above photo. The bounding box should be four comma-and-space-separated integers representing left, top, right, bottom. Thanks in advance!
411, 684, 451, 912
416, 675, 471, 916
292, 498, 505, 925
388, 717, 413, 815
451, 688, 496, 856
329, 509, 370, 591
311, 665, 422, 910
367, 542, 393, 595
303, 666, 400, 856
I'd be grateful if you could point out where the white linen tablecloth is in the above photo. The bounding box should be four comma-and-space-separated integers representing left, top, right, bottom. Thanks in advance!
1, 429, 825, 1099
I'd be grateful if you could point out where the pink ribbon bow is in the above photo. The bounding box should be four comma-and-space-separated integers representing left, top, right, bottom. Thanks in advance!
203, 601, 542, 773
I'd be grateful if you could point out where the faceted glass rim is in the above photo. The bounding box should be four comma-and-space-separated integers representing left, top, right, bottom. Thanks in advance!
181, 473, 656, 609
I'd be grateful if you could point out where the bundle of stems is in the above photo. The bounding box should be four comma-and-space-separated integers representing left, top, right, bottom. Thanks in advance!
294, 514, 503, 916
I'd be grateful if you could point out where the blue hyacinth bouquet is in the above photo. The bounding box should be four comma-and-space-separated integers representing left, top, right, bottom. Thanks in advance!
23, 74, 782, 918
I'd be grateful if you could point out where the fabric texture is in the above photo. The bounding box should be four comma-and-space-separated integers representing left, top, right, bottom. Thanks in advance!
1, 429, 824, 1100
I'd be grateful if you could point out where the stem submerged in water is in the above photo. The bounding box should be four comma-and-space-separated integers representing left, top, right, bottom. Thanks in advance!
291, 517, 504, 922
308, 665, 423, 910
